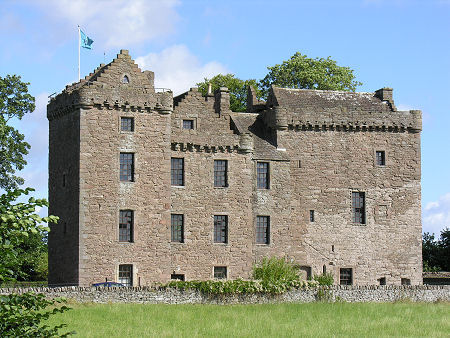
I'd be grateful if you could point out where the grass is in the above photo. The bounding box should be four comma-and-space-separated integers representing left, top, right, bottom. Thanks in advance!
46, 302, 450, 337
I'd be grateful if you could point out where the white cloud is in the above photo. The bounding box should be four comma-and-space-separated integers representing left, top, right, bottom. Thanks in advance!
423, 192, 450, 235
136, 45, 228, 95
28, 0, 180, 48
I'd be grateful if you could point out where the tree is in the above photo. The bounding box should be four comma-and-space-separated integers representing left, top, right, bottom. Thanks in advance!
422, 228, 450, 272
0, 76, 71, 336
0, 75, 35, 190
259, 52, 362, 97
197, 74, 262, 112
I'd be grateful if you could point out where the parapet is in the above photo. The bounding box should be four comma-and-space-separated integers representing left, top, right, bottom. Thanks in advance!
260, 86, 421, 132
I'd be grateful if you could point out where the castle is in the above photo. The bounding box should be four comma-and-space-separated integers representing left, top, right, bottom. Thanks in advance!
47, 50, 422, 286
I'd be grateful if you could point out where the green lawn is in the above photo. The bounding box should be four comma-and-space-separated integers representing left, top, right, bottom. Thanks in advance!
47, 302, 449, 337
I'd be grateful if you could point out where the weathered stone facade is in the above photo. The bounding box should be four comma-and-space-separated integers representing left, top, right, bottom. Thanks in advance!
48, 50, 422, 286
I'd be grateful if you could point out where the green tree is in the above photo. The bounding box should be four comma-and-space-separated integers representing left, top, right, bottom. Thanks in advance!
0, 75, 35, 190
0, 76, 71, 336
197, 74, 262, 112
422, 228, 450, 272
259, 52, 362, 97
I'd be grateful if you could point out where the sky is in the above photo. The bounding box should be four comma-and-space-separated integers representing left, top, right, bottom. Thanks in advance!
1, 0, 449, 236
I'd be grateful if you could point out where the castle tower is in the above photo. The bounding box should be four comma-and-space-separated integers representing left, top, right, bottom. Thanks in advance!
48, 50, 173, 286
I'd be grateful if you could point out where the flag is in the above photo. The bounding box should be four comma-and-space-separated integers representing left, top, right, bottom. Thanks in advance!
80, 29, 94, 49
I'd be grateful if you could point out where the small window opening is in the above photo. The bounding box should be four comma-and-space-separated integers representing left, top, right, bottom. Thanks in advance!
340, 268, 353, 285
300, 266, 312, 280
309, 210, 315, 222
376, 151, 385, 166
331, 245, 335, 252
379, 277, 386, 285
298, 160, 301, 168
62, 174, 66, 187
214, 266, 227, 279
323, 265, 327, 274
401, 278, 411, 285
122, 75, 129, 84
63, 222, 67, 235
183, 119, 194, 130
171, 274, 185, 281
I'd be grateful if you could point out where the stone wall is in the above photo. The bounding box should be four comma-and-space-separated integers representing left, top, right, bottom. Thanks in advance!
1, 286, 448, 304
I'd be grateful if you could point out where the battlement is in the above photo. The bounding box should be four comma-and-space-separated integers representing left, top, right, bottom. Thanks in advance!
259, 86, 421, 132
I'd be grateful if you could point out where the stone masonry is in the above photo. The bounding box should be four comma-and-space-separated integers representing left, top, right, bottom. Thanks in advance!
47, 50, 422, 286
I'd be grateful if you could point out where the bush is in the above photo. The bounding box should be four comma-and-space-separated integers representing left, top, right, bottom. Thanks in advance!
313, 273, 334, 286
252, 257, 300, 285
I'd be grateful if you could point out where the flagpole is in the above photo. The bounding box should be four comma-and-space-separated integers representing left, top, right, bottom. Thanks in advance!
78, 25, 81, 81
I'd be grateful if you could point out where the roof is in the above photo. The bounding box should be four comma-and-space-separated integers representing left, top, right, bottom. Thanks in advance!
230, 112, 289, 161
269, 86, 393, 114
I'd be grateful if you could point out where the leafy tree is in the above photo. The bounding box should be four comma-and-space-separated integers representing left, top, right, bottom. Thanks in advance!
259, 52, 362, 97
422, 228, 450, 272
197, 74, 262, 112
0, 76, 71, 336
0, 75, 35, 190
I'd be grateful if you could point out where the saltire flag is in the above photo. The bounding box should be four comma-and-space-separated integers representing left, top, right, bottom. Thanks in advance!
80, 30, 94, 49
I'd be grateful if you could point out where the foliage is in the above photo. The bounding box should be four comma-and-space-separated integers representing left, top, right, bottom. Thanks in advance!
0, 293, 72, 337
197, 74, 263, 112
313, 273, 334, 286
0, 75, 35, 190
165, 278, 315, 295
252, 256, 300, 285
422, 228, 450, 271
13, 232, 48, 281
259, 52, 362, 97
0, 188, 57, 282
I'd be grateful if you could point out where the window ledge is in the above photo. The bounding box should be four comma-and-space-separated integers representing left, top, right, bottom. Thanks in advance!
171, 185, 185, 188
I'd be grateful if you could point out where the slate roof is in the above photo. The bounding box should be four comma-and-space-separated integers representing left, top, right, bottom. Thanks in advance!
230, 112, 289, 161
269, 86, 393, 113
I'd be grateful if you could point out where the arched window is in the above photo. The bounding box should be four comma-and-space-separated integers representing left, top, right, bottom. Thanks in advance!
122, 75, 129, 84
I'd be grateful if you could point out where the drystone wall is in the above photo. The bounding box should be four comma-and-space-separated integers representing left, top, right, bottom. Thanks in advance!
1, 286, 448, 304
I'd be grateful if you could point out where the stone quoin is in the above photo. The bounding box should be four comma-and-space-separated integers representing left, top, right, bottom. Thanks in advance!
47, 50, 422, 286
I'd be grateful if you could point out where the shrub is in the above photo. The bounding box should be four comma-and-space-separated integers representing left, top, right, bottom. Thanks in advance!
252, 257, 300, 285
313, 273, 334, 286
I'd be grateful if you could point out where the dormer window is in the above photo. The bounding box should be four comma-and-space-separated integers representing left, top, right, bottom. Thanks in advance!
122, 75, 129, 84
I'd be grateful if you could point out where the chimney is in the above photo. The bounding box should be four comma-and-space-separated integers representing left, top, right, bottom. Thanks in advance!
214, 87, 230, 116
375, 87, 396, 111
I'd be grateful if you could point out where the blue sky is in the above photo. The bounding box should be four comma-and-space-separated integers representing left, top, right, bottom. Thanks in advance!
1, 0, 449, 236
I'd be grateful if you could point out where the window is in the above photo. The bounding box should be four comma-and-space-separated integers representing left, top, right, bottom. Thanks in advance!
401, 278, 411, 285
182, 119, 194, 130
214, 160, 228, 187
309, 210, 315, 222
376, 151, 385, 166
257, 162, 269, 189
62, 174, 66, 187
352, 192, 366, 224
214, 266, 227, 279
171, 214, 184, 243
171, 158, 184, 186
171, 274, 185, 281
118, 264, 133, 286
340, 268, 353, 285
119, 210, 133, 242
122, 75, 129, 84
121, 117, 134, 132
379, 277, 386, 285
256, 216, 270, 244
120, 153, 134, 182
214, 215, 228, 243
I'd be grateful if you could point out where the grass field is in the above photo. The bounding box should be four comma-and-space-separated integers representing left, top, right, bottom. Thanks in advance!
46, 302, 450, 337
